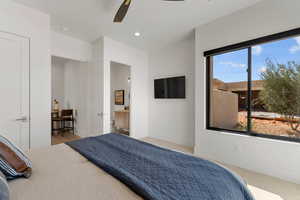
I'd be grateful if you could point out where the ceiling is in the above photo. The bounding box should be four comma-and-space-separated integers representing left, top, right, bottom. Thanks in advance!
13, 0, 263, 50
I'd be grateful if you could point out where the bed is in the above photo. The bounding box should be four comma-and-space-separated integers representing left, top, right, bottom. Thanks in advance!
8, 134, 254, 200
8, 144, 142, 200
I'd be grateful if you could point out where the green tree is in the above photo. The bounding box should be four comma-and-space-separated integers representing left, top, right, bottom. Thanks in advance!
259, 59, 300, 134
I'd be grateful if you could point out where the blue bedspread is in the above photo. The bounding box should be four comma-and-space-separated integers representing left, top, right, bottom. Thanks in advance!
66, 133, 254, 200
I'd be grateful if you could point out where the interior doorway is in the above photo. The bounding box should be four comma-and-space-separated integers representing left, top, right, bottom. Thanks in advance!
110, 62, 131, 136
51, 55, 103, 144
51, 56, 80, 145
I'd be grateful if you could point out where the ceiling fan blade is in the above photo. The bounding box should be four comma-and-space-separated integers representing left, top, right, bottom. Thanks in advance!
113, 0, 131, 23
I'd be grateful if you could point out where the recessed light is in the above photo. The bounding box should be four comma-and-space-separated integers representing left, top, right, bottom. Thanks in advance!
62, 27, 69, 32
134, 32, 141, 37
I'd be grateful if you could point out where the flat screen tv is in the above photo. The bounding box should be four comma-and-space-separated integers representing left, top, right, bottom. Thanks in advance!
154, 76, 186, 99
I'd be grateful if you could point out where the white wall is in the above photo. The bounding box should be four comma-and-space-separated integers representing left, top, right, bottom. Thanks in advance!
110, 62, 131, 121
51, 58, 65, 108
51, 31, 92, 62
195, 0, 300, 184
101, 37, 149, 139
51, 35, 148, 139
0, 0, 51, 148
149, 38, 195, 147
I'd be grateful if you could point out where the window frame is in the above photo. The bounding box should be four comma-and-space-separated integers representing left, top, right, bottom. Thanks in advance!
205, 27, 300, 143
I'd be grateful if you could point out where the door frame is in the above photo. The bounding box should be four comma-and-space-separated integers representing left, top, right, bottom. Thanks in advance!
109, 61, 131, 135
0, 30, 31, 149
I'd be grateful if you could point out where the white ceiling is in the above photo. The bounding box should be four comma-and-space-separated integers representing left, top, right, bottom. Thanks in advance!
13, 0, 263, 50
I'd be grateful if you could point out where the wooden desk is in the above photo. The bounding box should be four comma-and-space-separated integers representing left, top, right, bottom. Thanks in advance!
114, 110, 129, 130
51, 111, 63, 135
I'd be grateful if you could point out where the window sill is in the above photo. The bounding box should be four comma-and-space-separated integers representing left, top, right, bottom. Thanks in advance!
206, 127, 300, 144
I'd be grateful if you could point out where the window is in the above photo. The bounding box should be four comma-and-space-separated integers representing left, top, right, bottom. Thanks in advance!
205, 28, 300, 143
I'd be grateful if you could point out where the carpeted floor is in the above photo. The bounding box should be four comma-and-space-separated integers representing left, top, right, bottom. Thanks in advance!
141, 137, 300, 200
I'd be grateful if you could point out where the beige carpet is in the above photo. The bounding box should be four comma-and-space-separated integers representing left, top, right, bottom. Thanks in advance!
141, 137, 300, 200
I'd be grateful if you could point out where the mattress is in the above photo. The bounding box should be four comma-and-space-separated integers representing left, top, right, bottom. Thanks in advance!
8, 144, 142, 200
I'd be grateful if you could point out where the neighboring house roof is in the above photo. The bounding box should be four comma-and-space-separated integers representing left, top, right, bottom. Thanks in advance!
213, 79, 264, 92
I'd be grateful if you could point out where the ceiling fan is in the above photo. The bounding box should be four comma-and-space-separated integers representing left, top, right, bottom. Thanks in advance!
113, 0, 184, 23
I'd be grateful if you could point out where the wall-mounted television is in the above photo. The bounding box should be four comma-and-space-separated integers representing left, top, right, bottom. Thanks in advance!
154, 76, 186, 99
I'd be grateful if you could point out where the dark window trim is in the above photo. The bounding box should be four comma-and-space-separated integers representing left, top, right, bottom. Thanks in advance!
204, 27, 300, 57
205, 28, 300, 144
206, 56, 211, 130
247, 47, 252, 133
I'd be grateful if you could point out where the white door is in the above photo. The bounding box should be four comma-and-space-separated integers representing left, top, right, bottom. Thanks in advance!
0, 32, 30, 150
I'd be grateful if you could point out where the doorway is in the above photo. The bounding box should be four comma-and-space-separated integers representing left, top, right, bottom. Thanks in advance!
51, 55, 102, 144
110, 62, 131, 136
0, 31, 30, 150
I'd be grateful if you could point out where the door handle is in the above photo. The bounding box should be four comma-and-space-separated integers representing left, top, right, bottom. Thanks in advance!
97, 113, 103, 117
15, 116, 27, 122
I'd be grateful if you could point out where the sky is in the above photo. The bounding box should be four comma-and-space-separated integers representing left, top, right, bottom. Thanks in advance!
213, 36, 300, 82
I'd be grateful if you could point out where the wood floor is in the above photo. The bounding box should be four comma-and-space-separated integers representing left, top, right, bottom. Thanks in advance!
51, 132, 81, 145
142, 137, 300, 200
